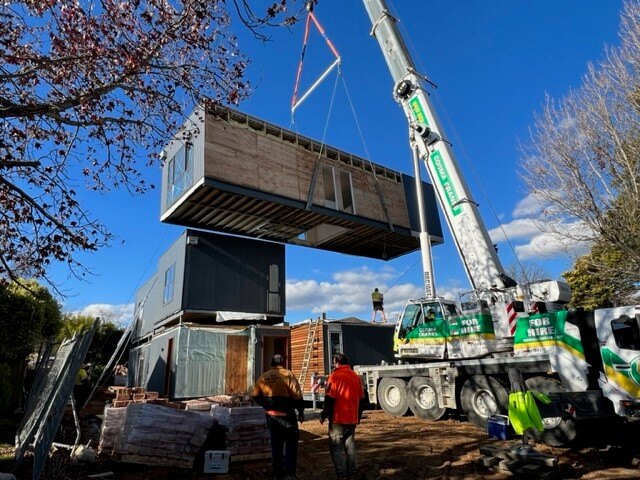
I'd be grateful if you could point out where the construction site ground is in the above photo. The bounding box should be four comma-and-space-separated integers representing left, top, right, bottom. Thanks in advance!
5, 407, 640, 480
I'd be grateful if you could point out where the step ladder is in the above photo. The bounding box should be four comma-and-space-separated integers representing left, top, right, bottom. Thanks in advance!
299, 317, 322, 390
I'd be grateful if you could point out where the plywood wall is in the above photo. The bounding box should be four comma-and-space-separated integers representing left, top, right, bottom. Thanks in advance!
225, 335, 248, 394
203, 114, 411, 229
290, 322, 326, 394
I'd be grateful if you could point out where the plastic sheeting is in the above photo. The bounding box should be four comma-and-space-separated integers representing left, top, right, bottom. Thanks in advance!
173, 326, 249, 398
216, 311, 267, 322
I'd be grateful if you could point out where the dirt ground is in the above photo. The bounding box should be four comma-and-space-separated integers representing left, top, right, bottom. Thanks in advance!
9, 408, 640, 480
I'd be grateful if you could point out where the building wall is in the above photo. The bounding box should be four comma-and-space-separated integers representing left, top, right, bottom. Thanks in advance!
130, 325, 290, 399
160, 108, 205, 215
202, 113, 412, 229
340, 323, 396, 367
133, 232, 187, 340
290, 321, 395, 394
182, 230, 285, 316
133, 274, 159, 341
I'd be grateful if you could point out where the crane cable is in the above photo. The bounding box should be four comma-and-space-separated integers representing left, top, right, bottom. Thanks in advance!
290, 3, 395, 234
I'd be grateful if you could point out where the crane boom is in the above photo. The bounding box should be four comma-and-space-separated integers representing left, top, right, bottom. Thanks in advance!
362, 0, 513, 293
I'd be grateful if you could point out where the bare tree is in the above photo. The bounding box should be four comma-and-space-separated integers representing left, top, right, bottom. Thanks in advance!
520, 0, 640, 280
0, 0, 299, 289
505, 261, 550, 286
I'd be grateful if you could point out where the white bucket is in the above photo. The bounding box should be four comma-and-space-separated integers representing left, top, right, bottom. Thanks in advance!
203, 450, 231, 474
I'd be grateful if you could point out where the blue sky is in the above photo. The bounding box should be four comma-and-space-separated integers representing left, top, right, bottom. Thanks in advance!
54, 0, 624, 325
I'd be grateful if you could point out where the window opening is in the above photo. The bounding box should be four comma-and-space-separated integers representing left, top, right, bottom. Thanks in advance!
329, 331, 342, 358
340, 170, 354, 213
611, 316, 640, 351
166, 143, 194, 206
322, 165, 355, 213
163, 263, 176, 304
322, 166, 336, 208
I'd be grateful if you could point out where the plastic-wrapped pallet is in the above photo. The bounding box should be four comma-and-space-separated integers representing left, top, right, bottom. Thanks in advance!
210, 405, 271, 456
97, 406, 127, 456
112, 403, 216, 468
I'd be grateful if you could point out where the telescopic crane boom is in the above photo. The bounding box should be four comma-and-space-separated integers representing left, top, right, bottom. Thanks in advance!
362, 0, 516, 295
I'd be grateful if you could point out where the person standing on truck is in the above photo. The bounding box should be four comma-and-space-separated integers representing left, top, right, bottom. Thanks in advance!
252, 354, 305, 480
320, 353, 365, 480
371, 288, 387, 323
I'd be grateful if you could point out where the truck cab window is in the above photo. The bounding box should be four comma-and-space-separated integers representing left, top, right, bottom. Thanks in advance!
611, 315, 640, 351
423, 303, 442, 321
398, 303, 422, 337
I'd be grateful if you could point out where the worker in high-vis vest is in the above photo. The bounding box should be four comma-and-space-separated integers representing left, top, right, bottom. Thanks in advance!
252, 354, 304, 480
371, 288, 387, 323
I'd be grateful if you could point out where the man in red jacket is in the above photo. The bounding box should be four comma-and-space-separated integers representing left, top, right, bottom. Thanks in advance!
320, 353, 365, 480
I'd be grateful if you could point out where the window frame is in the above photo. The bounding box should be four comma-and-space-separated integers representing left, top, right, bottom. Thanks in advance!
163, 263, 176, 305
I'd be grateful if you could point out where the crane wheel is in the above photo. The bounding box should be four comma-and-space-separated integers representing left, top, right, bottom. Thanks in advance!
525, 376, 577, 447
377, 377, 409, 417
407, 376, 447, 421
460, 375, 509, 430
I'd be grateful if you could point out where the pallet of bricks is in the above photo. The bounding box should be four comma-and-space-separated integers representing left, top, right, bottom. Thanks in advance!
98, 390, 214, 468
109, 387, 166, 408
210, 396, 271, 459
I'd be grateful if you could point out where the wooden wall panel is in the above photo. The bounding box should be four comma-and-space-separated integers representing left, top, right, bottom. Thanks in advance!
289, 323, 325, 394
225, 335, 248, 394
203, 115, 412, 230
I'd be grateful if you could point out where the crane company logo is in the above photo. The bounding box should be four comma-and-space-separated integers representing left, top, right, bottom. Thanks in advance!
631, 357, 640, 386
409, 96, 429, 127
430, 150, 462, 216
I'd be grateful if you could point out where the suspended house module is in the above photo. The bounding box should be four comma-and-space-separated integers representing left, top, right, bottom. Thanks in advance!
160, 104, 442, 260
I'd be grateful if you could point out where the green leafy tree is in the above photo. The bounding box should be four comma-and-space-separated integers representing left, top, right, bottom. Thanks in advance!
58, 314, 127, 382
563, 242, 638, 310
0, 280, 62, 414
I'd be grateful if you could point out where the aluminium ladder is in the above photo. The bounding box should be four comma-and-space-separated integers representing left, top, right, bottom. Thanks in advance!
299, 317, 322, 390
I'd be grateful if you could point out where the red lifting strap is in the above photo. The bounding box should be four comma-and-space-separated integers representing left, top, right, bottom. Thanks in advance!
291, 10, 341, 113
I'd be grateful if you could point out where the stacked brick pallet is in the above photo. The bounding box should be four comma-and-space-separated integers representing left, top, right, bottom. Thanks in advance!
110, 387, 178, 408
211, 405, 270, 456
98, 393, 270, 468
100, 402, 214, 468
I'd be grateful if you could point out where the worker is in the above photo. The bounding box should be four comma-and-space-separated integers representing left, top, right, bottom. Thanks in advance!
320, 353, 365, 480
426, 308, 436, 321
252, 354, 305, 480
371, 288, 387, 323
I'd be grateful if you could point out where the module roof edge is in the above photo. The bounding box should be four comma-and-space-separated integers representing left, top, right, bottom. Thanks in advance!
206, 103, 405, 184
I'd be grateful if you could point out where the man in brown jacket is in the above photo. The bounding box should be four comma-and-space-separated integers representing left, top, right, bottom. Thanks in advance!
252, 354, 305, 480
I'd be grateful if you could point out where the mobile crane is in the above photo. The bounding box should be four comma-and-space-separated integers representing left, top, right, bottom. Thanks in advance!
354, 0, 640, 446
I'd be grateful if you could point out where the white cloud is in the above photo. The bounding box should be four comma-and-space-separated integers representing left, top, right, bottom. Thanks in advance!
488, 218, 542, 243
512, 193, 548, 218
286, 266, 467, 323
71, 303, 135, 327
515, 231, 589, 261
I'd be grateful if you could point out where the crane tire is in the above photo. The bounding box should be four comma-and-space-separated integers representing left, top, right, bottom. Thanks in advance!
460, 375, 509, 430
407, 376, 447, 421
525, 376, 577, 447
377, 377, 409, 417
